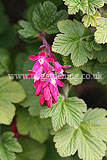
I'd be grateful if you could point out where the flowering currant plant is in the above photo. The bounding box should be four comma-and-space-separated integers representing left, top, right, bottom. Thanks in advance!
0, 1, 107, 160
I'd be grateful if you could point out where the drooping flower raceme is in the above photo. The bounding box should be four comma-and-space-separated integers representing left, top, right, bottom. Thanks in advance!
25, 49, 71, 108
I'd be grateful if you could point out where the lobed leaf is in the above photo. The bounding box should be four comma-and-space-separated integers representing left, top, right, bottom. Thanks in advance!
0, 132, 22, 160
0, 76, 26, 125
93, 63, 107, 86
53, 108, 107, 160
95, 17, 107, 44
20, 79, 41, 116
52, 19, 93, 67
16, 137, 46, 160
63, 0, 87, 14
40, 95, 87, 131
18, 20, 38, 39
17, 108, 51, 143
32, 1, 68, 34
82, 11, 101, 28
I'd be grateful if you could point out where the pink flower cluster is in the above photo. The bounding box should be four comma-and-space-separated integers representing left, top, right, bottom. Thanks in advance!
25, 48, 71, 108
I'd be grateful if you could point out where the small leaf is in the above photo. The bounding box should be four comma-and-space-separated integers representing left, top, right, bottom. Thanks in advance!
82, 11, 101, 27
32, 1, 68, 34
93, 63, 107, 86
15, 52, 26, 74
95, 17, 107, 44
0, 76, 26, 125
40, 95, 87, 131
63, 56, 83, 85
86, 34, 102, 52
63, 0, 87, 14
20, 79, 41, 116
18, 20, 38, 39
53, 108, 107, 160
0, 48, 10, 75
93, 45, 107, 63
52, 19, 93, 67
44, 140, 79, 160
86, 0, 104, 15
17, 108, 51, 143
0, 132, 22, 160
67, 68, 83, 85
16, 137, 46, 160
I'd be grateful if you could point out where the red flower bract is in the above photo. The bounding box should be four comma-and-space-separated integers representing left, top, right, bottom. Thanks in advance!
25, 49, 71, 108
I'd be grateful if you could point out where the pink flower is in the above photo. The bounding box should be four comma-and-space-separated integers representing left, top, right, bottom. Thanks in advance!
25, 49, 71, 108
53, 61, 71, 73
29, 51, 54, 73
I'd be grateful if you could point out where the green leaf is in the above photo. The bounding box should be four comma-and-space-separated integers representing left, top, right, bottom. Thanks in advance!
82, 11, 101, 27
16, 137, 46, 160
0, 65, 5, 75
0, 48, 10, 74
99, 5, 107, 18
63, 0, 104, 15
86, 0, 104, 15
81, 60, 94, 74
44, 140, 79, 160
93, 45, 107, 63
67, 67, 83, 85
86, 34, 102, 52
53, 108, 107, 160
17, 108, 50, 143
20, 79, 41, 116
63, 56, 83, 85
0, 132, 22, 160
93, 63, 107, 86
105, 142, 107, 157
15, 52, 26, 74
40, 95, 87, 131
95, 17, 107, 44
0, 76, 26, 125
52, 19, 93, 67
18, 20, 38, 39
63, 0, 87, 14
32, 1, 68, 34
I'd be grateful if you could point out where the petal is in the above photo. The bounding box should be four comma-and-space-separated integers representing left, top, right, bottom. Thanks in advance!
62, 65, 71, 69
42, 79, 49, 88
39, 45, 46, 50
46, 99, 52, 108
49, 83, 54, 93
45, 57, 55, 63
39, 50, 45, 57
56, 80, 65, 87
56, 86, 59, 96
44, 86, 51, 101
24, 74, 32, 79
28, 70, 34, 74
33, 80, 39, 88
29, 55, 38, 61
52, 92, 58, 103
33, 61, 40, 72
35, 82, 42, 96
53, 61, 61, 68
42, 61, 49, 73
40, 94, 45, 105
